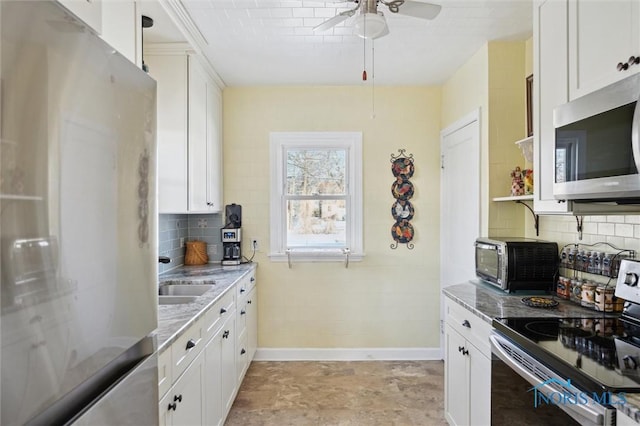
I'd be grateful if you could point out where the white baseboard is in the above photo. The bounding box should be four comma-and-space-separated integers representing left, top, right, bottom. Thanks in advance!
253, 347, 443, 361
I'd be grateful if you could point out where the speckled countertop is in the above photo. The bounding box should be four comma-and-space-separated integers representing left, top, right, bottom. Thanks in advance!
156, 262, 257, 353
443, 279, 616, 322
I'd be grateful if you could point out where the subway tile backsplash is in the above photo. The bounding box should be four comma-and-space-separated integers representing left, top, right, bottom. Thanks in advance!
535, 215, 640, 256
158, 213, 223, 274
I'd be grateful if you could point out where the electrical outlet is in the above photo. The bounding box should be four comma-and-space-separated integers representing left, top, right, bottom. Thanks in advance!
180, 237, 185, 248
251, 239, 259, 251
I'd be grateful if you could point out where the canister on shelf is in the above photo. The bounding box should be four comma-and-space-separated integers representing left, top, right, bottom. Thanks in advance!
613, 296, 625, 312
581, 281, 597, 308
595, 285, 615, 312
602, 254, 612, 277
556, 277, 571, 299
570, 279, 582, 304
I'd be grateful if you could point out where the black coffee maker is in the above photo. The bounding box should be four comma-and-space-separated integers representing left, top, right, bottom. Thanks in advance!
221, 204, 241, 266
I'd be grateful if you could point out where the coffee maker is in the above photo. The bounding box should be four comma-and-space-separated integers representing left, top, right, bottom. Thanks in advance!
221, 204, 242, 266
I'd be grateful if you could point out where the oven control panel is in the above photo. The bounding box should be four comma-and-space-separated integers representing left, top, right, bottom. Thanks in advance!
615, 259, 640, 305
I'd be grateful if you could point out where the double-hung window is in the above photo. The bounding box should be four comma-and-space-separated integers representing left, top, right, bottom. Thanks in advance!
269, 132, 363, 262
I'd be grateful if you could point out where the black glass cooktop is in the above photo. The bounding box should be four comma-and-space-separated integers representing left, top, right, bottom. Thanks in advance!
493, 316, 640, 394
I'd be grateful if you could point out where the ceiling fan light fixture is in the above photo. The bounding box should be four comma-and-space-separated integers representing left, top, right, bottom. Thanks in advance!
353, 12, 387, 39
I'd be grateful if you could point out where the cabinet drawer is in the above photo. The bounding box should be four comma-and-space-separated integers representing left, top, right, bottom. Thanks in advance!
158, 348, 172, 399
203, 289, 234, 342
445, 298, 492, 356
237, 272, 256, 301
171, 317, 205, 381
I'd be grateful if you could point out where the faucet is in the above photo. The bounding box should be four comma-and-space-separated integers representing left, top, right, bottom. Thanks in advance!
158, 256, 171, 264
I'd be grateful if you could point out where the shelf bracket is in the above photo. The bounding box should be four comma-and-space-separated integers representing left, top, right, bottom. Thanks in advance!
515, 200, 539, 236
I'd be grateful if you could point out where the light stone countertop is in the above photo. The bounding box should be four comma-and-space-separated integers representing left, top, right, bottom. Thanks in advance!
442, 279, 616, 322
155, 262, 257, 353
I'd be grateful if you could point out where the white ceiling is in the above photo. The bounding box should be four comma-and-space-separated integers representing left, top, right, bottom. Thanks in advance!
141, 0, 533, 87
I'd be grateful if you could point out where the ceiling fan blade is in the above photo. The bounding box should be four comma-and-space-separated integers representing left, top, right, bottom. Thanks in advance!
313, 8, 357, 32
394, 1, 442, 20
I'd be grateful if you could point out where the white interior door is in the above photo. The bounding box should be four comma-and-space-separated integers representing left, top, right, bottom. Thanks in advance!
440, 110, 480, 352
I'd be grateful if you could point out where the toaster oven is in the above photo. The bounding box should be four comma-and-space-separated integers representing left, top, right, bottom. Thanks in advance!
475, 237, 559, 293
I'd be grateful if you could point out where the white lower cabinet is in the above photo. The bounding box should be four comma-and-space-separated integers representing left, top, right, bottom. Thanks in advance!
204, 312, 236, 426
444, 298, 491, 426
159, 351, 205, 426
158, 271, 257, 426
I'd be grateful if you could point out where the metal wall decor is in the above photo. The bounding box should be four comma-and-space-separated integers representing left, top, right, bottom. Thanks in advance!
390, 149, 415, 249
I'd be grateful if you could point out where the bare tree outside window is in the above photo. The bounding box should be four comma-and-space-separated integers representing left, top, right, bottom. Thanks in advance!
285, 149, 347, 248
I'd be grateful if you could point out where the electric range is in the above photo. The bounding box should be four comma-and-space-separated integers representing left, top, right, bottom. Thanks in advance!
490, 259, 640, 425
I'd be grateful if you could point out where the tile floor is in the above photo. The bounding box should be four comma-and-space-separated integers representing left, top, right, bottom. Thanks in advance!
225, 360, 447, 425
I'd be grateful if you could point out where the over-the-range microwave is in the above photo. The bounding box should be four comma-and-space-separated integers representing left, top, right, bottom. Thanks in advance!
553, 72, 640, 205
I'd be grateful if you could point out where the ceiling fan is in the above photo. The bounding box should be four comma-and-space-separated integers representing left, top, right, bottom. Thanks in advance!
313, 0, 442, 39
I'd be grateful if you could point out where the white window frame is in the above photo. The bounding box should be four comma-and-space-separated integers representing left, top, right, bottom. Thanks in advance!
269, 132, 364, 262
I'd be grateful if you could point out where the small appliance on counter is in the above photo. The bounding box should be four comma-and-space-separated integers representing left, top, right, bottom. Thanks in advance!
221, 204, 242, 266
475, 237, 559, 293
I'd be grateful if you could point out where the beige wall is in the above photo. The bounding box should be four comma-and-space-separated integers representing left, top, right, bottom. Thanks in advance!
223, 86, 443, 349
441, 41, 529, 238
487, 41, 529, 237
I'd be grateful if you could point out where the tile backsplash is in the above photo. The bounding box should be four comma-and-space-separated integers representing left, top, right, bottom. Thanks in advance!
533, 214, 640, 256
158, 213, 223, 274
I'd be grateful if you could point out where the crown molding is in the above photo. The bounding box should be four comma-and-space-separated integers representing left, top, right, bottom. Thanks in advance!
157, 0, 227, 89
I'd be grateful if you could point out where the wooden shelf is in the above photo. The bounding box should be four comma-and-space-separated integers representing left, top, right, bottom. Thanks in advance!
492, 195, 534, 202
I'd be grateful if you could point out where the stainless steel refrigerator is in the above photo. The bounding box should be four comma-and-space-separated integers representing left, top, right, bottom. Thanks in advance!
0, 1, 159, 424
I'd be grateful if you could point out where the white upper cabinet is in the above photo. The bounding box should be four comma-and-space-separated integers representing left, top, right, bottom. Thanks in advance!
533, 0, 572, 214
568, 0, 640, 100
188, 57, 223, 213
100, 0, 141, 66
56, 0, 102, 34
146, 47, 223, 214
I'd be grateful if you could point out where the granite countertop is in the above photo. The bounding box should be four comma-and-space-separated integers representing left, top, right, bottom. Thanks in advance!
443, 279, 616, 323
155, 262, 257, 353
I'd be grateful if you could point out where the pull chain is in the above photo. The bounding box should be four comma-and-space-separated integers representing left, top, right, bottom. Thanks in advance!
371, 37, 376, 118
362, 14, 367, 81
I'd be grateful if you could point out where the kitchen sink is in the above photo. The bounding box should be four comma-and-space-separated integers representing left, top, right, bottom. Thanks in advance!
158, 283, 215, 305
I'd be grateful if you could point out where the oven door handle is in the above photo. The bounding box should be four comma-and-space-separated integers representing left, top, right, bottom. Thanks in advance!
489, 332, 605, 425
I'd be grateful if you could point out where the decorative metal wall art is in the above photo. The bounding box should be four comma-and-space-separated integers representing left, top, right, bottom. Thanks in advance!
390, 149, 414, 249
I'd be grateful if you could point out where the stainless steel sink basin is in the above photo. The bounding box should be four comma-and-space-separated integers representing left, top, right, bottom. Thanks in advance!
158, 284, 214, 296
158, 295, 200, 305
158, 284, 215, 305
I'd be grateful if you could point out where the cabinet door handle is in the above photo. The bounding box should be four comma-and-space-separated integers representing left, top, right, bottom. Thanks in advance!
240, 348, 246, 355
618, 62, 630, 71
250, 277, 255, 282
168, 402, 177, 411
220, 307, 227, 314
629, 56, 640, 66
247, 300, 252, 304
241, 309, 246, 315
458, 346, 464, 353
174, 394, 182, 403
240, 288, 246, 294
223, 330, 230, 339
462, 348, 469, 356
185, 339, 196, 350
462, 320, 471, 328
